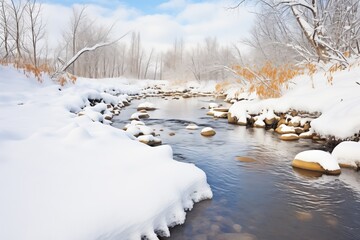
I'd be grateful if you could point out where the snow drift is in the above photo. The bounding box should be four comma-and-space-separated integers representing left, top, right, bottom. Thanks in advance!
0, 66, 212, 240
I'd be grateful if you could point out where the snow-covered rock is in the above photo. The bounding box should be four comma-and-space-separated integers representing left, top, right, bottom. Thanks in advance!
332, 141, 360, 169
186, 123, 199, 130
280, 133, 300, 141
201, 127, 216, 136
138, 134, 162, 146
137, 102, 156, 111
213, 111, 228, 118
208, 102, 219, 109
276, 124, 296, 134
292, 150, 341, 175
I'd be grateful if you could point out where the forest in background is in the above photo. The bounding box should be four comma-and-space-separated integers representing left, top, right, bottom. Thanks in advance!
1, 0, 360, 95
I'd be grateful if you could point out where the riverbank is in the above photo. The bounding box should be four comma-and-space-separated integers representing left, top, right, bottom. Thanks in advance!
0, 66, 212, 240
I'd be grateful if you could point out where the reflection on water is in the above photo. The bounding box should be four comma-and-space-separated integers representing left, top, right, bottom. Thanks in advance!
113, 97, 360, 240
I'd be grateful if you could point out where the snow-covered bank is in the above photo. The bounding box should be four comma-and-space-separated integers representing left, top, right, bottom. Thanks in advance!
0, 66, 212, 240
228, 64, 360, 139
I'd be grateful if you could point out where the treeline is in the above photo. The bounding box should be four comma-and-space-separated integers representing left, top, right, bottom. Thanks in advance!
0, 1, 243, 81
1, 0, 360, 82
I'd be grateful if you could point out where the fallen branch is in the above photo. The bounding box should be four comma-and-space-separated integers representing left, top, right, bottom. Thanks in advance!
61, 31, 130, 72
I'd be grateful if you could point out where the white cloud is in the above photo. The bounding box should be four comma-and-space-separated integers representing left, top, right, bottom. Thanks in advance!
41, 1, 254, 53
158, 0, 188, 10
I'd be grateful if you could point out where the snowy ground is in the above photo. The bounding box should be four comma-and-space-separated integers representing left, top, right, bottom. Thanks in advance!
228, 64, 360, 139
0, 66, 212, 240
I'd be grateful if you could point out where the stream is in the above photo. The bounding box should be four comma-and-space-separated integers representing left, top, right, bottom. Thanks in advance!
112, 97, 360, 240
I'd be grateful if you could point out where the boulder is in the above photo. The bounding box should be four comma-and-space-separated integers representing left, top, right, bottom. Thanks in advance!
292, 150, 341, 175
201, 127, 216, 137
280, 133, 299, 141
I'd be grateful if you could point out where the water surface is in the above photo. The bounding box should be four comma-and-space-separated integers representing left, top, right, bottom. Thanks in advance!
113, 97, 360, 240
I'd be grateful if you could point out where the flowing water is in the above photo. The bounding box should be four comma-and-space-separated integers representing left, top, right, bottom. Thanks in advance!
113, 97, 360, 240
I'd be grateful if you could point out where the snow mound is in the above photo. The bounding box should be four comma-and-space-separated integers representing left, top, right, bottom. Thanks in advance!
332, 141, 360, 169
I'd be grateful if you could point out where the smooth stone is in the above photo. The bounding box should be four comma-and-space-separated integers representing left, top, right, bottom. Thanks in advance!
104, 115, 112, 121
169, 132, 176, 136
295, 211, 313, 221
138, 113, 150, 119
233, 224, 242, 233
236, 156, 256, 163
292, 159, 341, 175
280, 133, 299, 141
201, 127, 216, 137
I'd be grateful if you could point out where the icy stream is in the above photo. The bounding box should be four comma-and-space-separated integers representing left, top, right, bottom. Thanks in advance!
113, 97, 360, 240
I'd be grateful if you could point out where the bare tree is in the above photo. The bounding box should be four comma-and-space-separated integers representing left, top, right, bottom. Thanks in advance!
68, 5, 87, 74
9, 0, 26, 59
25, 0, 44, 67
0, 0, 11, 59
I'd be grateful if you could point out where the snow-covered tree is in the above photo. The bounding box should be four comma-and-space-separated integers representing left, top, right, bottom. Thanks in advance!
238, 0, 360, 65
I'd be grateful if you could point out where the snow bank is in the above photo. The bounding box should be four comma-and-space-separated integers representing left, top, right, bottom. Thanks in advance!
332, 141, 360, 169
228, 64, 360, 138
0, 66, 212, 240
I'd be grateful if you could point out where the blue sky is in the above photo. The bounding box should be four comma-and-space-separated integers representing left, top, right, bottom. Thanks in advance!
41, 0, 254, 51
42, 0, 204, 14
